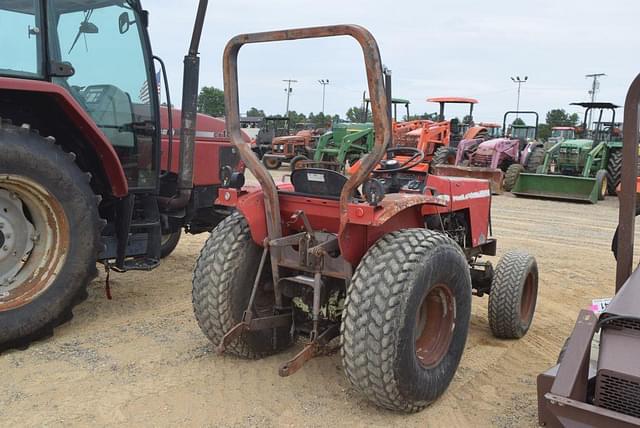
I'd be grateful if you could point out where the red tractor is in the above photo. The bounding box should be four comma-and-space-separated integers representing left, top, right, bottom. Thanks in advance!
0, 1, 240, 350
192, 25, 539, 412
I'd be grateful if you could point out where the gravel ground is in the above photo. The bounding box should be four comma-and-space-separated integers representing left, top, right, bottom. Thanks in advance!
1, 170, 634, 427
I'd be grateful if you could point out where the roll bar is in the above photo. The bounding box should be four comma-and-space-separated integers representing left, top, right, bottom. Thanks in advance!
615, 74, 640, 291
222, 25, 391, 241
502, 111, 539, 139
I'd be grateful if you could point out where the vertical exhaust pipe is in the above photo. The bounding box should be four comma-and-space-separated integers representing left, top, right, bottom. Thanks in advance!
159, 0, 209, 209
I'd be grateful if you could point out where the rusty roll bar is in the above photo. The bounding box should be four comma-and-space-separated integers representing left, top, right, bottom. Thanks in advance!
222, 25, 392, 241
615, 73, 640, 291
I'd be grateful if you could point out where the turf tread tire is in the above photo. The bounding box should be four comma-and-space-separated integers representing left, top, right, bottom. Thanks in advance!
192, 212, 292, 359
340, 229, 472, 412
488, 250, 538, 339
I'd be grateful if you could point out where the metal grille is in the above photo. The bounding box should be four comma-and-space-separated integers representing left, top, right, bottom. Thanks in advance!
596, 373, 640, 418
471, 154, 492, 167
608, 318, 640, 332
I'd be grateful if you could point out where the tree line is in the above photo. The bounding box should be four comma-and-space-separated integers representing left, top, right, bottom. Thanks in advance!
197, 86, 583, 140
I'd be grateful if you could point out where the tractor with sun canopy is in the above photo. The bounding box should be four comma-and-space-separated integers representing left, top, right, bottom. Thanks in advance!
0, 0, 246, 351
433, 111, 545, 193
537, 75, 640, 427
192, 25, 539, 412
512, 102, 623, 203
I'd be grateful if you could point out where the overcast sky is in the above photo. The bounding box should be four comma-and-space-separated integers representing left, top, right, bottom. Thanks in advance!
147, 0, 639, 123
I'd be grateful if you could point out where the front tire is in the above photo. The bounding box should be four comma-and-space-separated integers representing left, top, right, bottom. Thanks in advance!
262, 156, 281, 170
0, 123, 101, 351
160, 229, 181, 259
192, 212, 293, 358
430, 146, 457, 172
341, 229, 472, 412
488, 250, 538, 339
595, 169, 607, 201
504, 164, 525, 192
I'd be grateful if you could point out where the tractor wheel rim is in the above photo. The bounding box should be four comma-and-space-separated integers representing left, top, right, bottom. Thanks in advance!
265, 158, 279, 168
415, 284, 455, 368
0, 175, 69, 311
520, 272, 537, 325
601, 176, 608, 198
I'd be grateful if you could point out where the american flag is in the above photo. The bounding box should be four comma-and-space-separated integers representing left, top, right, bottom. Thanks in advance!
139, 71, 162, 104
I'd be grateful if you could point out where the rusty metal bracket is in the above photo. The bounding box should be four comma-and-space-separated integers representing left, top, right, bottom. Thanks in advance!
278, 324, 340, 377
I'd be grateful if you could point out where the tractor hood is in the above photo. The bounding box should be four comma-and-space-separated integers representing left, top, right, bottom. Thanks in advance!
559, 139, 594, 150
476, 138, 517, 155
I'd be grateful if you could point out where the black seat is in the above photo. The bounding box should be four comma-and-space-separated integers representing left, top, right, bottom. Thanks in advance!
290, 168, 349, 198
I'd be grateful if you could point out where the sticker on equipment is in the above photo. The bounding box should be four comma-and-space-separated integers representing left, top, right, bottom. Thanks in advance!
307, 173, 325, 183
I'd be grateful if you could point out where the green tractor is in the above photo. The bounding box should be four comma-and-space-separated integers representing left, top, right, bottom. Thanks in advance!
512, 102, 622, 203
311, 98, 410, 169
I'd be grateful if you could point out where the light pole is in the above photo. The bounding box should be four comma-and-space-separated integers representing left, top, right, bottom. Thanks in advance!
318, 79, 329, 115
283, 79, 297, 117
510, 76, 528, 118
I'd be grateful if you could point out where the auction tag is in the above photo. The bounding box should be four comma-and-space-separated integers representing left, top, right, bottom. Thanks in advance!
307, 173, 326, 183
591, 298, 612, 315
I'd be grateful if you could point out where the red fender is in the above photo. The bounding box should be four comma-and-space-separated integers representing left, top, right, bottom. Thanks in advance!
0, 77, 128, 197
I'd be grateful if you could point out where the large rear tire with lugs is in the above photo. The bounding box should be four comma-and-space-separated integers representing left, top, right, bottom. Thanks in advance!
0, 122, 101, 352
606, 149, 622, 196
192, 212, 293, 358
430, 146, 457, 172
504, 164, 524, 192
341, 229, 472, 412
488, 250, 538, 339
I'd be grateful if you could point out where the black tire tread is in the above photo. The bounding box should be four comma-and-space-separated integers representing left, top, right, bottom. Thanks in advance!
340, 229, 469, 412
488, 250, 538, 339
606, 150, 622, 196
504, 164, 525, 192
0, 121, 101, 352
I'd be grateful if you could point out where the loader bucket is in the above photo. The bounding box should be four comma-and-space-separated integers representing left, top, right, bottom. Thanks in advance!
511, 173, 600, 204
433, 165, 504, 194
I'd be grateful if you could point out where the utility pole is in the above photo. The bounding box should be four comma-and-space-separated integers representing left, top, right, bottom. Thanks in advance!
510, 76, 528, 119
586, 73, 606, 129
318, 79, 329, 115
283, 79, 297, 118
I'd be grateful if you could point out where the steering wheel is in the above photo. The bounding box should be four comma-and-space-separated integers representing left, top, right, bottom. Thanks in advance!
373, 147, 425, 174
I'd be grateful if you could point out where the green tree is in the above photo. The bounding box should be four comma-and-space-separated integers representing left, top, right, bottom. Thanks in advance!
512, 118, 526, 126
545, 109, 580, 127
538, 123, 552, 141
407, 112, 437, 121
246, 107, 266, 118
345, 106, 371, 122
197, 86, 225, 117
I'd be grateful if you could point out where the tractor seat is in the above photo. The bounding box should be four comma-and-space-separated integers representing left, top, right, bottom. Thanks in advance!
290, 168, 350, 199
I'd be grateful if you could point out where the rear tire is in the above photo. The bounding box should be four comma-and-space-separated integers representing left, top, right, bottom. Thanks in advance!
192, 212, 293, 358
262, 156, 281, 170
0, 122, 101, 351
289, 155, 308, 172
488, 250, 538, 339
525, 147, 545, 172
504, 164, 525, 192
341, 229, 472, 412
606, 150, 622, 196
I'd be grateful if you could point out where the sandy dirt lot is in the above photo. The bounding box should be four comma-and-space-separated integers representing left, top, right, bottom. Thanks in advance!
1, 170, 633, 427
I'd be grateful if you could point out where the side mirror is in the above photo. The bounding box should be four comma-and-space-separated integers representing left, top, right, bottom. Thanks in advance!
119, 12, 132, 34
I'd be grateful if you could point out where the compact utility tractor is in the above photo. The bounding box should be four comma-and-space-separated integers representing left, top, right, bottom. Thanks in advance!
192, 25, 539, 412
261, 129, 320, 171
433, 111, 545, 193
311, 95, 409, 169
406, 97, 494, 169
537, 76, 640, 427
512, 102, 623, 204
255, 116, 291, 161
0, 1, 242, 350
